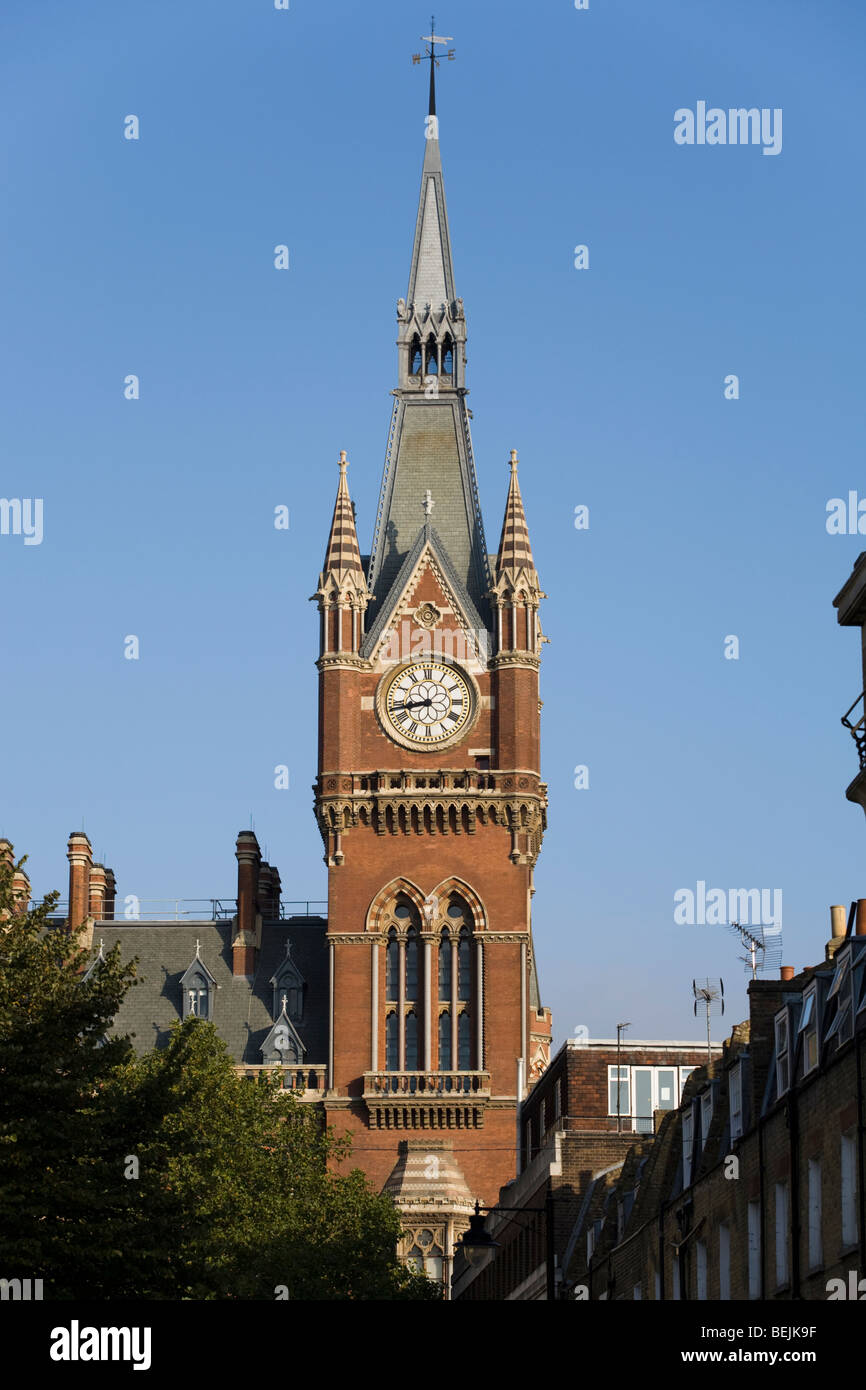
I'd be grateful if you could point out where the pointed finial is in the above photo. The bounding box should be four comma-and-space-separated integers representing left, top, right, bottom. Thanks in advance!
509, 450, 519, 473
422, 488, 435, 517
338, 450, 348, 474
412, 19, 455, 118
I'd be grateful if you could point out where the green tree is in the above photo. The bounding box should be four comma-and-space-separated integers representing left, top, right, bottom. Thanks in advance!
0, 849, 440, 1300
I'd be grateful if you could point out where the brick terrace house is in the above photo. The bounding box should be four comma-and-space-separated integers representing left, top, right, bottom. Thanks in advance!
452, 1037, 717, 1300
560, 903, 866, 1300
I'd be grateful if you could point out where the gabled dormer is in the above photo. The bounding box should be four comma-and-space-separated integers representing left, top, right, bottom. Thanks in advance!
270, 942, 305, 1023
180, 942, 217, 1022
261, 998, 306, 1066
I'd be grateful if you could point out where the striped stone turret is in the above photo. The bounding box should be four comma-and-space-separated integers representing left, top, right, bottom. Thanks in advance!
313, 452, 370, 656
491, 451, 545, 656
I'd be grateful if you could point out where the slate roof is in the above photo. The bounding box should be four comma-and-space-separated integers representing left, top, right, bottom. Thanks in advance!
96, 916, 328, 1065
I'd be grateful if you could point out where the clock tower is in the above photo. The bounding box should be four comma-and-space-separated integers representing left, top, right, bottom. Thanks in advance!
312, 60, 550, 1284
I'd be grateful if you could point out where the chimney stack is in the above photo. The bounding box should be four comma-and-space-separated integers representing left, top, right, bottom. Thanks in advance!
233, 831, 261, 977
67, 832, 93, 932
103, 867, 116, 921
89, 864, 107, 920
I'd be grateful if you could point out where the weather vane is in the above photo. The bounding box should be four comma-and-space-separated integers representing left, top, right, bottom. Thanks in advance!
412, 17, 455, 117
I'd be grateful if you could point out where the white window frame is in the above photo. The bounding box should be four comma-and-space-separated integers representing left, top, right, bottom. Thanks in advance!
775, 1182, 789, 1287
798, 987, 818, 1075
682, 1106, 694, 1188
696, 1239, 707, 1300
807, 1158, 822, 1270
608, 1065, 631, 1123
700, 1088, 713, 1143
719, 1223, 730, 1300
775, 1011, 790, 1096
729, 1062, 743, 1140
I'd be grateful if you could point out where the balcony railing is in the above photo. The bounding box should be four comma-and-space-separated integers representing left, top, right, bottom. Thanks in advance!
842, 692, 866, 770
364, 1070, 490, 1097
240, 1064, 327, 1094
34, 898, 327, 922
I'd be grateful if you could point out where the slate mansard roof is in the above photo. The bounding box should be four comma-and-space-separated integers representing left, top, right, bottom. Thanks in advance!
98, 916, 328, 1065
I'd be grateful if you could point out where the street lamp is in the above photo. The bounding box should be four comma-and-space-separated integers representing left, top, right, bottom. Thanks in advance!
457, 1196, 557, 1299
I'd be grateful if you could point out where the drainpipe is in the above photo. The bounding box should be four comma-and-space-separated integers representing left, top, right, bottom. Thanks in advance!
758, 1114, 766, 1300
788, 1091, 801, 1298
857, 1031, 866, 1275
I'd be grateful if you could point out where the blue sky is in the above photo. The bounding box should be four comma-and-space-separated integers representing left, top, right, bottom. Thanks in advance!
3, 0, 865, 1047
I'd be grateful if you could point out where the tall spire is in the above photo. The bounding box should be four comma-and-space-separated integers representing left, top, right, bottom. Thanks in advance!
366, 37, 490, 634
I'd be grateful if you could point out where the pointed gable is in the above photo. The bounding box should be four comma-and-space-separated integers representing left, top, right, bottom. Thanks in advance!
361, 524, 490, 665
261, 999, 306, 1066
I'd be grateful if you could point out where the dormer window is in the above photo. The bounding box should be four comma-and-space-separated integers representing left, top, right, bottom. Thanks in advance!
798, 986, 819, 1073
775, 1011, 790, 1095
825, 950, 854, 1049
180, 943, 216, 1022
270, 943, 305, 1022
261, 996, 305, 1066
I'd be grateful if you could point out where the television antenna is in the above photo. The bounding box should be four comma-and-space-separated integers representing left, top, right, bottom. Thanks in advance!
692, 978, 724, 1065
725, 920, 782, 979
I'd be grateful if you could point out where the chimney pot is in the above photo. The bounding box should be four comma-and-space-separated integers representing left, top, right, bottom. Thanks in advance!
856, 899, 866, 937
780, 965, 795, 981
830, 905, 847, 938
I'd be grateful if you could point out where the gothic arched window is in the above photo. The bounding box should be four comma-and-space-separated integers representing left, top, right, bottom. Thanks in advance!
439, 929, 451, 998
409, 335, 422, 376
439, 1009, 452, 1070
385, 1011, 399, 1071
381, 896, 424, 1072
437, 896, 474, 1071
458, 927, 471, 1002
386, 928, 399, 998
442, 336, 453, 375
405, 1010, 419, 1070
425, 335, 438, 375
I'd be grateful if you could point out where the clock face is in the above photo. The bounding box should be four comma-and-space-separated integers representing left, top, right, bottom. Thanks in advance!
381, 662, 475, 748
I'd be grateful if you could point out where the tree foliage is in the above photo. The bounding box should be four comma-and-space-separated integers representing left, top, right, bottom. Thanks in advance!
0, 850, 440, 1300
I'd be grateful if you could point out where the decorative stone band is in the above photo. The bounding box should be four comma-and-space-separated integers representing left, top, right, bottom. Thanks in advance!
326, 930, 530, 944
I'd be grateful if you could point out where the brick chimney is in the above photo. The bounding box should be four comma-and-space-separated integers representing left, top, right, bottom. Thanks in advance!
89, 864, 107, 920
103, 867, 116, 921
233, 831, 261, 977
746, 977, 786, 1119
67, 832, 93, 931
257, 862, 283, 919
